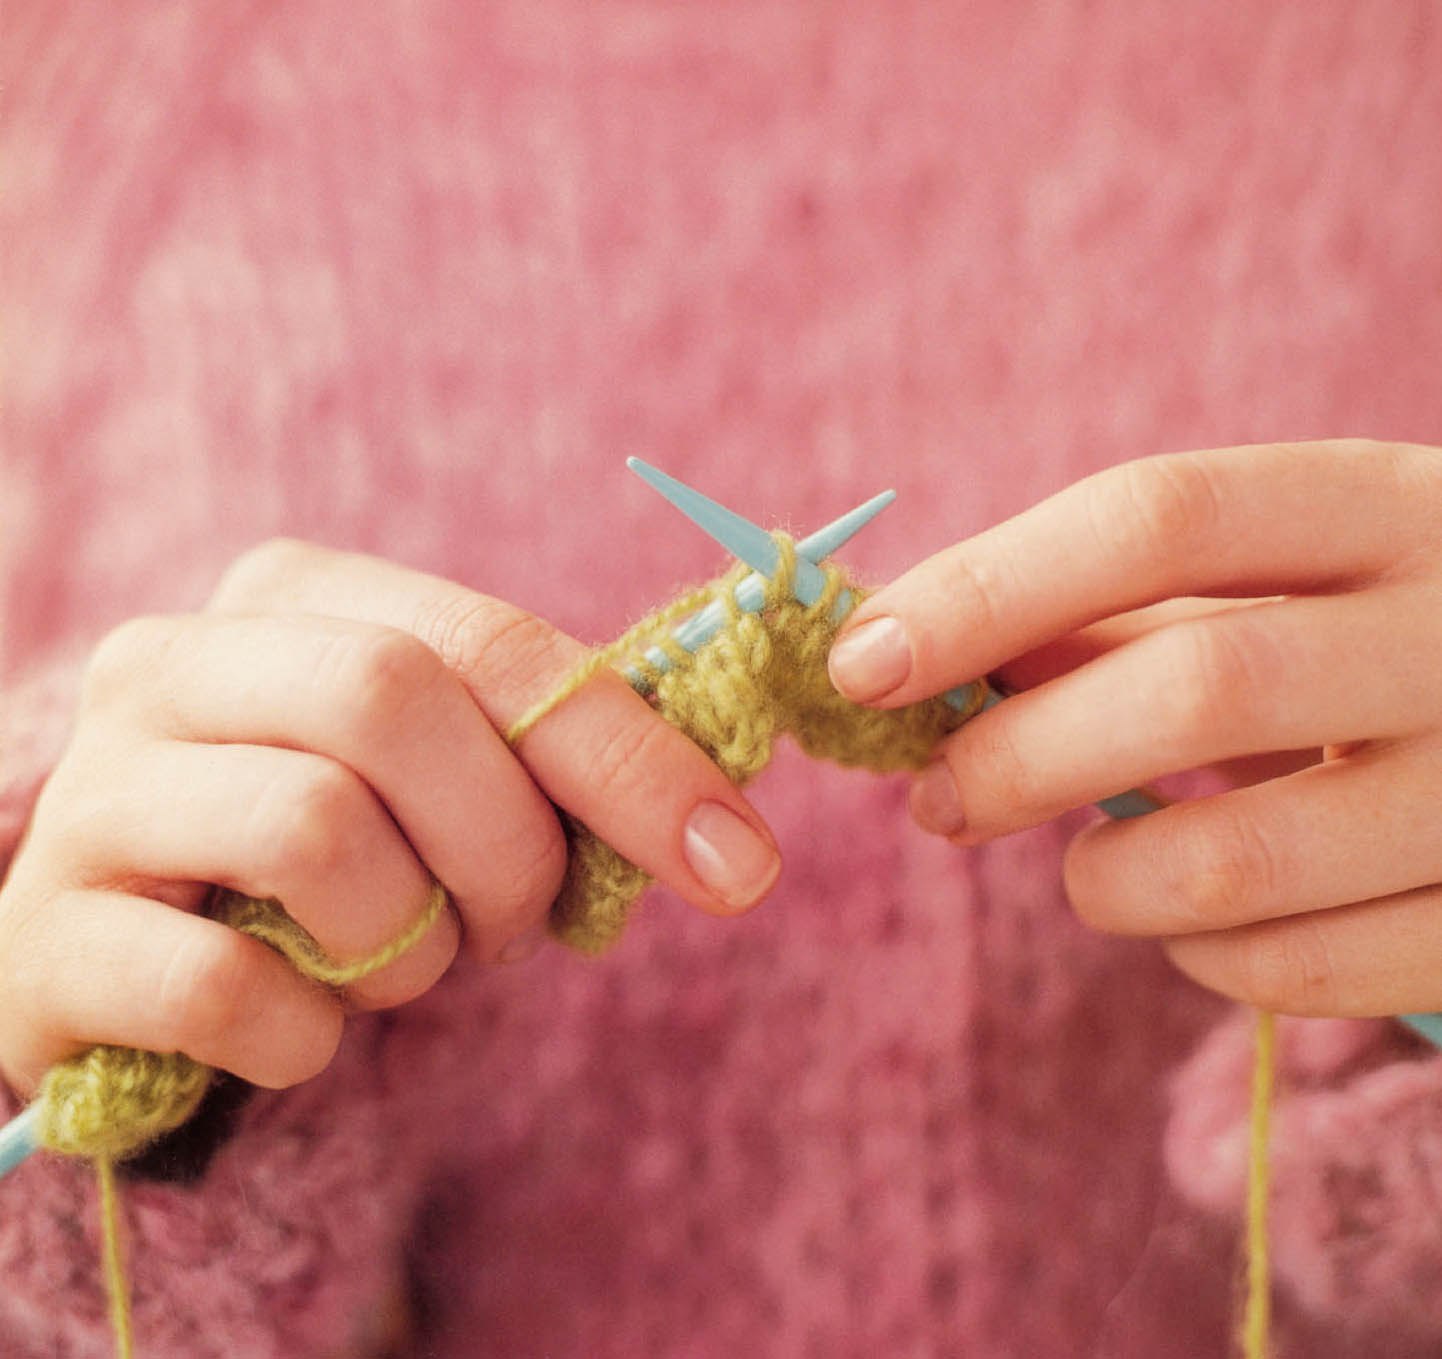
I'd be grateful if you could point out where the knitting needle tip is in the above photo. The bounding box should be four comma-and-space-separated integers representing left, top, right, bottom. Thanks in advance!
628, 457, 784, 581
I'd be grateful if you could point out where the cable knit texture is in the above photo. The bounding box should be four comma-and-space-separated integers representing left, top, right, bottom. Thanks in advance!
2, 3, 1441, 1356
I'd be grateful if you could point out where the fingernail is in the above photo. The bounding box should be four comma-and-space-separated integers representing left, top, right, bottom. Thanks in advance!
828, 616, 912, 702
498, 923, 548, 964
684, 802, 781, 909
909, 759, 966, 837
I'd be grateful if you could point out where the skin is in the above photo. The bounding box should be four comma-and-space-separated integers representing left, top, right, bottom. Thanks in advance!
828, 440, 1442, 1020
0, 540, 781, 1096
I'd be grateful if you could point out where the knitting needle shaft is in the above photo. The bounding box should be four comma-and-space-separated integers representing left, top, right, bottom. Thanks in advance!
0, 1104, 38, 1179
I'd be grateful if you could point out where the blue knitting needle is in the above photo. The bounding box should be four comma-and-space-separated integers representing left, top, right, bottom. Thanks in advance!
0, 1104, 37, 1178
629, 459, 847, 612
631, 462, 1442, 1043
631, 459, 1160, 809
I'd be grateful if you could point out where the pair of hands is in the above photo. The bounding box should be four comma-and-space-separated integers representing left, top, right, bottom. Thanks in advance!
2, 440, 1439, 1099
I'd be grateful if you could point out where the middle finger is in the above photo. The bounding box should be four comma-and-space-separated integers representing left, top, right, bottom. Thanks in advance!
912, 584, 1433, 843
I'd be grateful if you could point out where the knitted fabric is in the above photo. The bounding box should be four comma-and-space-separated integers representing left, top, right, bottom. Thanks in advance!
521, 534, 986, 953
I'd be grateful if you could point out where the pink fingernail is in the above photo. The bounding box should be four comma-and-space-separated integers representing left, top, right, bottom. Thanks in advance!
684, 802, 781, 909
828, 616, 912, 702
909, 759, 966, 837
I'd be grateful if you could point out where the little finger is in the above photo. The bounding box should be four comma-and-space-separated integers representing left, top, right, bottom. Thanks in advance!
44, 738, 461, 1009
0, 890, 344, 1094
1063, 739, 1442, 937
1164, 884, 1442, 1019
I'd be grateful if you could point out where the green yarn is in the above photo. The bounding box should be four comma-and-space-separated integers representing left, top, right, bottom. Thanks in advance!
532, 535, 984, 953
214, 878, 450, 988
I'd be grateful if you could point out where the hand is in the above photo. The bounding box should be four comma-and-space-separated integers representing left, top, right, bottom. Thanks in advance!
0, 540, 780, 1095
828, 440, 1442, 1018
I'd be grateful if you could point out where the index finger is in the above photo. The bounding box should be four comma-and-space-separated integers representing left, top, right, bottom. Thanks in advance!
829, 440, 1438, 708
211, 540, 781, 922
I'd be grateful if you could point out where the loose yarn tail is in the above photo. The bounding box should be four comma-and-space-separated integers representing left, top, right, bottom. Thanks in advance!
1242, 1008, 1276, 1358
97, 1156, 133, 1359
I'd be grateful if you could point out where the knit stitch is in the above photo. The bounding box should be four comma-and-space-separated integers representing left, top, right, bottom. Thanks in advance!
522, 535, 984, 953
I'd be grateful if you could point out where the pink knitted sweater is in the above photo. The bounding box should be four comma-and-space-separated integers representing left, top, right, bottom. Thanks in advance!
3, 4, 1441, 1355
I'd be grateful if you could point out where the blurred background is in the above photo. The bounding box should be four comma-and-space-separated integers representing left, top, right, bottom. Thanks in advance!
2, 5, 1440, 1356
5, 5, 1438, 661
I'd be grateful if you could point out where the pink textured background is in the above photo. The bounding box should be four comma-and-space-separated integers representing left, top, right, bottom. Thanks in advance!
2, 3, 1441, 1356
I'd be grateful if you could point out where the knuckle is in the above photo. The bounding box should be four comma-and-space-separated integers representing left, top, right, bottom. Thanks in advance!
968, 715, 1038, 819
275, 1010, 344, 1087
1161, 810, 1277, 931
82, 616, 174, 708
941, 551, 1007, 640
581, 716, 674, 806
0, 890, 56, 994
1386, 442, 1442, 540
411, 594, 502, 678
209, 537, 314, 610
505, 818, 569, 912
1156, 618, 1267, 746
531, 827, 570, 907
481, 826, 569, 936
30, 777, 118, 871
418, 592, 574, 698
155, 927, 255, 1054
1061, 828, 1114, 931
1104, 454, 1223, 566
1234, 917, 1340, 1015
323, 628, 447, 742
252, 760, 364, 882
